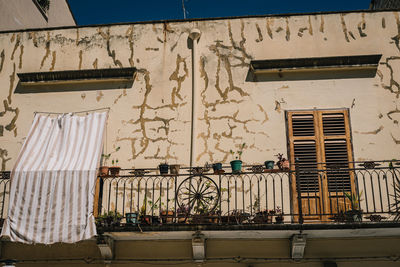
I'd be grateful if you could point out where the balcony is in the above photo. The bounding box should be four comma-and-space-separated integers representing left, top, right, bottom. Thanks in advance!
0, 160, 398, 233
91, 160, 400, 233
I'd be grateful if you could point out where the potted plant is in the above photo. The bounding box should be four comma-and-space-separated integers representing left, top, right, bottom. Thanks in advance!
96, 211, 123, 227
139, 197, 161, 225
230, 143, 246, 173
169, 164, 180, 175
159, 162, 169, 175
264, 160, 274, 170
100, 146, 120, 176
160, 198, 175, 223
125, 212, 139, 224
109, 159, 121, 176
177, 204, 190, 223
276, 153, 290, 170
274, 206, 284, 224
221, 210, 250, 224
344, 191, 363, 222
253, 209, 275, 223
212, 162, 223, 174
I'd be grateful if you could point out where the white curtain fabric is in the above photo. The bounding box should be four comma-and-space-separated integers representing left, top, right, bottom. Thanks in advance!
1, 112, 107, 244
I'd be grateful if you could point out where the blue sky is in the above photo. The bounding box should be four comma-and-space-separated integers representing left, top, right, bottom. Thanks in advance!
68, 0, 371, 26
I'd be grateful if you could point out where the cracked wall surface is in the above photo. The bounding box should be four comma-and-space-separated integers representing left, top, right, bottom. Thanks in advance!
0, 11, 400, 170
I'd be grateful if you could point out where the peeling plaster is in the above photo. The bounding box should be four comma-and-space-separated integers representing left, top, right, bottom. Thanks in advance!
0, 149, 11, 171
98, 27, 123, 68
40, 32, 51, 69
50, 50, 56, 71
93, 58, 98, 69
169, 54, 188, 109
96, 91, 104, 102
355, 126, 384, 135
391, 12, 400, 52
340, 14, 350, 42
255, 23, 263, 42
0, 50, 4, 73
357, 13, 367, 37
126, 25, 134, 67
319, 15, 324, 33
379, 56, 400, 98
78, 50, 82, 70
10, 34, 20, 60
0, 100, 19, 137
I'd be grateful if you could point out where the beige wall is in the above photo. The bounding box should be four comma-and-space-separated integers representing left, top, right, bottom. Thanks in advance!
0, 11, 399, 171
0, 0, 75, 31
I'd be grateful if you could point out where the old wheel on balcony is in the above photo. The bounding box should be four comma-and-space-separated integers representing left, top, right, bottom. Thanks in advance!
176, 175, 220, 215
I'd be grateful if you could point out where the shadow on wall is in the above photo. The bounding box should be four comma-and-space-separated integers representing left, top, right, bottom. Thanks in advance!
246, 68, 378, 82
14, 80, 134, 94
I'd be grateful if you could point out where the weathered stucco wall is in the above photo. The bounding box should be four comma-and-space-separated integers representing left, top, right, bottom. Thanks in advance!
0, 11, 399, 170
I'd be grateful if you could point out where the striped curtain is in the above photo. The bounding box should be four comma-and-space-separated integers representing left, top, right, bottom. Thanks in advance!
1, 112, 107, 244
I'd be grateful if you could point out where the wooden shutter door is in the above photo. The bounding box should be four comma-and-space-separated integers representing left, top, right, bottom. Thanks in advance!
318, 110, 354, 216
287, 109, 354, 222
287, 111, 324, 220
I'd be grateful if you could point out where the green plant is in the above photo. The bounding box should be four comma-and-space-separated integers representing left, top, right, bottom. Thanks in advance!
96, 211, 123, 227
230, 143, 246, 160
344, 191, 363, 210
391, 175, 400, 221
111, 159, 119, 166
101, 146, 120, 166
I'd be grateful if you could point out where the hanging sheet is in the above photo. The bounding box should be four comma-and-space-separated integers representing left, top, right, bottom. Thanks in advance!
1, 112, 107, 244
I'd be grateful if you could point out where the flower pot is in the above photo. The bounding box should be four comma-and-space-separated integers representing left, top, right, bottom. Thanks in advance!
125, 212, 139, 224
264, 161, 274, 170
275, 215, 284, 224
230, 160, 242, 173
345, 210, 362, 222
212, 163, 223, 173
161, 211, 175, 224
109, 166, 121, 176
99, 166, 109, 176
159, 163, 169, 175
253, 211, 273, 224
169, 164, 180, 175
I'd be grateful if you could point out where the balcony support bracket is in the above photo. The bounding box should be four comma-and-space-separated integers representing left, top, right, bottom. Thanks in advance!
192, 231, 206, 263
97, 235, 114, 262
290, 234, 307, 260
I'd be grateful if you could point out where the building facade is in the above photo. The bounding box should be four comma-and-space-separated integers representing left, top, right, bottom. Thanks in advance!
0, 8, 399, 267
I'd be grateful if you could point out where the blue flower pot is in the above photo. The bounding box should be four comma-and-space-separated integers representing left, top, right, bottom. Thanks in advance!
264, 161, 274, 169
230, 160, 242, 173
212, 163, 223, 172
125, 212, 138, 224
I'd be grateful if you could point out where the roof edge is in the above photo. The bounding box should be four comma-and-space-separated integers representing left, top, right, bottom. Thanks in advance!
0, 8, 399, 34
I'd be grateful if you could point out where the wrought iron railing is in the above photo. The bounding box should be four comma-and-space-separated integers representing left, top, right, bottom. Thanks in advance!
95, 160, 400, 227
0, 161, 398, 227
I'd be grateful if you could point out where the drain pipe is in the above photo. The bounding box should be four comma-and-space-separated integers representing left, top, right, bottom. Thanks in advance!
189, 28, 201, 168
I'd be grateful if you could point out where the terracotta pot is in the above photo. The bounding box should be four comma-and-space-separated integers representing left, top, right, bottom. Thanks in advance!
109, 166, 121, 176
161, 211, 175, 223
169, 164, 180, 175
99, 166, 109, 176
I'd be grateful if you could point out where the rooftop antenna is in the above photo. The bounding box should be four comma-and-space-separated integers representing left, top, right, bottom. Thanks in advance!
182, 0, 186, 19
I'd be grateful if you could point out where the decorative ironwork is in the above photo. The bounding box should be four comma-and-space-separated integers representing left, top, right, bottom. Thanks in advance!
176, 175, 220, 215
360, 161, 381, 169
